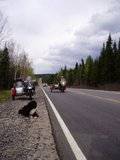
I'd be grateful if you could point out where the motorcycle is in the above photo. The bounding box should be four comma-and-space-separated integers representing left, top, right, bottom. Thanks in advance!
25, 82, 35, 100
59, 80, 66, 92
50, 79, 67, 93
11, 79, 35, 100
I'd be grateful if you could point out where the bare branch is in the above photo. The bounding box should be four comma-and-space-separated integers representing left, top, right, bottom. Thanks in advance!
0, 11, 9, 47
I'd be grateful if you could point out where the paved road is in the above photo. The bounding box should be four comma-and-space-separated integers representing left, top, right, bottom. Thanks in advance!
44, 87, 120, 160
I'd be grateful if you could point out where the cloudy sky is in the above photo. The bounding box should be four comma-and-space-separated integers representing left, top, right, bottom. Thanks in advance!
0, 0, 120, 73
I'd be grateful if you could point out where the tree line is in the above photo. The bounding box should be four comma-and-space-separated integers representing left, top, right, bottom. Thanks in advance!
0, 12, 34, 89
45, 34, 120, 87
0, 43, 34, 89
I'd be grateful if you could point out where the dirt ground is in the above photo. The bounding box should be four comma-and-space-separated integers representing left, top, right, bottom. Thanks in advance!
0, 87, 59, 160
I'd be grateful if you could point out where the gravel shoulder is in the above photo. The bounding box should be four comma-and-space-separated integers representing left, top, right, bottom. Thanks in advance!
0, 87, 59, 160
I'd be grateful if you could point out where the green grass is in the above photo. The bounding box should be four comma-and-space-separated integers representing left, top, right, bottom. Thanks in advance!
0, 90, 10, 103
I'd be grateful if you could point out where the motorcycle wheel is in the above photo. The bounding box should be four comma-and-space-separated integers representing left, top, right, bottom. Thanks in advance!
29, 91, 32, 100
60, 87, 64, 92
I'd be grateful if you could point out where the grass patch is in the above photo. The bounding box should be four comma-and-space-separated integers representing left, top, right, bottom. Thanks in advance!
0, 90, 10, 103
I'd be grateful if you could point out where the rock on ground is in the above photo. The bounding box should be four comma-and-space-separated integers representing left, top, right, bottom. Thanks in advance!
0, 87, 59, 160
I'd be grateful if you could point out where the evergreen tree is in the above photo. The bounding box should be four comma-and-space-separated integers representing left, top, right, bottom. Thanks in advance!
49, 34, 120, 88
115, 38, 120, 82
113, 41, 118, 82
98, 43, 106, 84
105, 34, 114, 83
85, 55, 94, 85
67, 69, 74, 86
0, 47, 10, 89
92, 59, 99, 86
74, 62, 79, 85
79, 59, 85, 85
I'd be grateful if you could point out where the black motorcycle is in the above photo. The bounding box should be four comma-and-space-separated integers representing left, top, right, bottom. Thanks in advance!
24, 82, 35, 100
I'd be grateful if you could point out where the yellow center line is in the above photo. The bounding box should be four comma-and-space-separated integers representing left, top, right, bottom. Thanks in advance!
68, 90, 120, 104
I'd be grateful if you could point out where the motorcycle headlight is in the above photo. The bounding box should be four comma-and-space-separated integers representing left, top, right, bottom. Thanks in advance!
62, 82, 65, 85
28, 86, 32, 89
61, 81, 66, 86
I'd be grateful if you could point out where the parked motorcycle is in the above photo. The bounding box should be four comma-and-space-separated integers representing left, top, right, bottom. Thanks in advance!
11, 79, 35, 100
25, 82, 35, 100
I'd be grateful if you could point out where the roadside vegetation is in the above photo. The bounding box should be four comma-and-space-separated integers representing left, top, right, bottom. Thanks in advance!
0, 44, 34, 90
44, 34, 120, 90
0, 11, 34, 103
0, 90, 10, 103
0, 11, 34, 91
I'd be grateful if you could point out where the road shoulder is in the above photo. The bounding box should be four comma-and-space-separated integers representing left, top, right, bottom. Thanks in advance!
0, 87, 59, 160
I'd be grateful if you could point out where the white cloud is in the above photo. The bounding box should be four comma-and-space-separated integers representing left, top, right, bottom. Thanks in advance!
0, 0, 119, 73
36, 0, 120, 73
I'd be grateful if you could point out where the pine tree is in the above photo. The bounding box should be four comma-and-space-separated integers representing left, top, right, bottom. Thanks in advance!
68, 69, 74, 86
115, 38, 120, 82
105, 34, 114, 83
74, 62, 79, 85
98, 43, 106, 84
85, 55, 94, 85
55, 34, 120, 87
92, 59, 99, 86
0, 47, 10, 89
80, 59, 85, 85
113, 41, 118, 82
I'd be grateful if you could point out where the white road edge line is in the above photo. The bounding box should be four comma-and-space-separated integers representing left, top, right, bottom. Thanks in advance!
42, 88, 87, 160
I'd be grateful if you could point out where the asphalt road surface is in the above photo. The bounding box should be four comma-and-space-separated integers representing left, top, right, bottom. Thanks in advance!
44, 87, 120, 160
